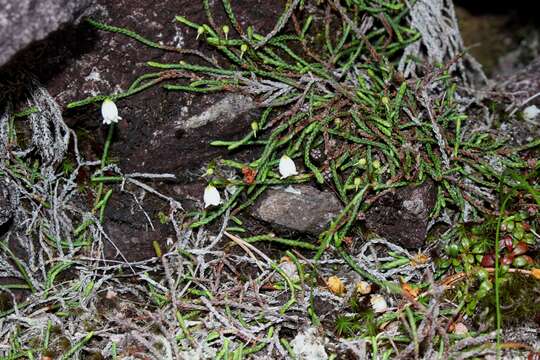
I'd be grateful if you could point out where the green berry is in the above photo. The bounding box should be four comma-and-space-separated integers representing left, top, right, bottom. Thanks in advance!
479, 280, 492, 292
476, 268, 489, 281
447, 244, 459, 257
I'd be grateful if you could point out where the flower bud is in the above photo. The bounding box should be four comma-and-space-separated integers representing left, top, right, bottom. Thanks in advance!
240, 43, 248, 58
222, 25, 230, 39
196, 26, 205, 40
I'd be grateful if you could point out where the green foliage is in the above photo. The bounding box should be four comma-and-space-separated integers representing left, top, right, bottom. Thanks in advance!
157, 211, 170, 224
476, 272, 540, 328
72, 2, 539, 266
438, 203, 537, 275
334, 314, 362, 337
58, 2, 540, 357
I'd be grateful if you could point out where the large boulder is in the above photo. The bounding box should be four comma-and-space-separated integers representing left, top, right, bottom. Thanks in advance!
0, 0, 95, 66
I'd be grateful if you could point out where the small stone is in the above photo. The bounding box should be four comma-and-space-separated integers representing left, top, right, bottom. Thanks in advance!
251, 185, 343, 235
105, 289, 117, 300
364, 180, 436, 248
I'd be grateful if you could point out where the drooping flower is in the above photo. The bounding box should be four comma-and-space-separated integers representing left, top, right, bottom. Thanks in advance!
279, 155, 298, 179
203, 185, 221, 208
101, 99, 122, 125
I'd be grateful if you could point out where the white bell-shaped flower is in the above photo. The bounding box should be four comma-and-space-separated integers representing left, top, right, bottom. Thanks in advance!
203, 185, 221, 208
279, 155, 298, 179
101, 99, 122, 125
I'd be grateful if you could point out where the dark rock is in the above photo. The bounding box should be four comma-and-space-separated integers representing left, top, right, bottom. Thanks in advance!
0, 0, 95, 66
103, 190, 175, 261
251, 185, 343, 236
364, 180, 436, 248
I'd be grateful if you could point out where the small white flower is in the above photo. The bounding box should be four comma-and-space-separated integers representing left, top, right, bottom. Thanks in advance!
370, 294, 388, 313
203, 185, 221, 208
279, 155, 298, 179
101, 98, 122, 125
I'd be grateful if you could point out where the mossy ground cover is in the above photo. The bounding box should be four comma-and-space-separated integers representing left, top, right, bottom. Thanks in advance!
0, 0, 539, 358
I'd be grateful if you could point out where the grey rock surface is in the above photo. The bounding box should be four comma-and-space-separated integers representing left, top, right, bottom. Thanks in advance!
0, 0, 95, 66
177, 93, 257, 131
252, 185, 343, 235
365, 180, 436, 248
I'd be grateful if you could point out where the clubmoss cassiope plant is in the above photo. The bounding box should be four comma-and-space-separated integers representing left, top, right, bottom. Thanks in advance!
53, 0, 540, 358
69, 0, 536, 263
